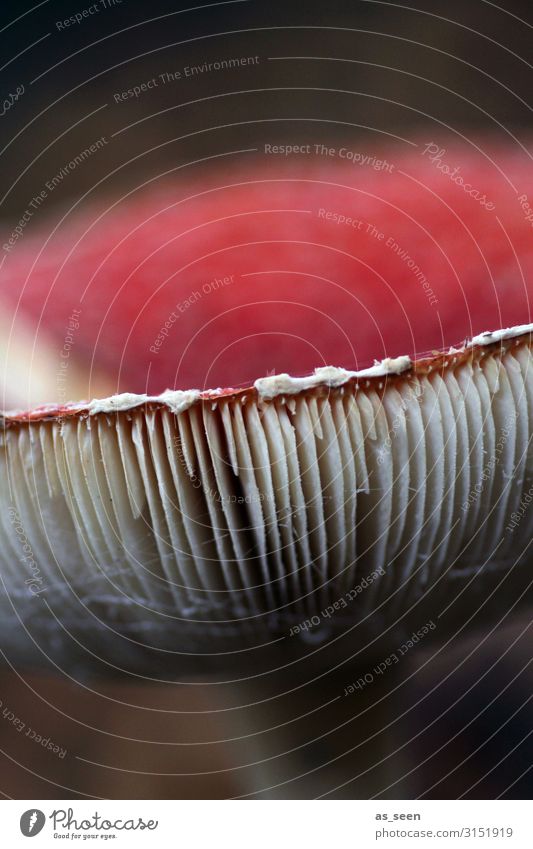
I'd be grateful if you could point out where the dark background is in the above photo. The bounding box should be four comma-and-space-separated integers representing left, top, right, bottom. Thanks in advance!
1, 0, 532, 220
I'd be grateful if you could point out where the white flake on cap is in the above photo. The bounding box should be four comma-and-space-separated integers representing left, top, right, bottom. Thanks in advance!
254, 357, 412, 400
88, 389, 200, 415
469, 323, 533, 347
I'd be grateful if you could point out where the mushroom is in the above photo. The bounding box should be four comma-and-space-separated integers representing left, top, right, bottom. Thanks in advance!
2, 323, 531, 660
2, 147, 532, 406
1, 147, 532, 669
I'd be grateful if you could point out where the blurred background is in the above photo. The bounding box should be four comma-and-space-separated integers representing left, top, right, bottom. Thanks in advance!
0, 0, 532, 799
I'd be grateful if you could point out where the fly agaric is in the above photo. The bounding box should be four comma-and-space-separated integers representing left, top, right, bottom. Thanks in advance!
1, 144, 532, 403
1, 324, 532, 654
1, 144, 532, 656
